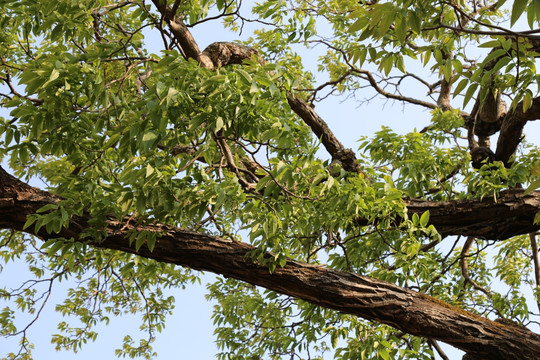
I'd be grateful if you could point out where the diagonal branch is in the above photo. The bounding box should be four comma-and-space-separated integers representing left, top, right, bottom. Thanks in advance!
531, 232, 540, 313
0, 166, 539, 360
286, 95, 360, 172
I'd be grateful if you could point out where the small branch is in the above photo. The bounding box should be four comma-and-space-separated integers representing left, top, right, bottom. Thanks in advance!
422, 23, 540, 39
530, 232, 540, 313
460, 237, 491, 297
296, 70, 353, 104
309, 39, 438, 110
429, 339, 450, 360
351, 68, 437, 110
2, 72, 43, 105
214, 130, 257, 192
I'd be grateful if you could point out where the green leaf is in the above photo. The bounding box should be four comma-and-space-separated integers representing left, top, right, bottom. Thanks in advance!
463, 83, 479, 107
412, 213, 419, 226
420, 210, 430, 227
535, 0, 540, 22
523, 90, 533, 111
478, 40, 502, 48
141, 131, 159, 150
166, 87, 179, 106
378, 348, 390, 360
453, 78, 469, 98
524, 178, 540, 194
408, 10, 422, 34
23, 216, 37, 230
511, 0, 529, 26
147, 236, 156, 252
236, 68, 252, 85
483, 48, 508, 65
442, 60, 452, 81
452, 59, 463, 73
47, 240, 65, 256
135, 234, 146, 251
145, 164, 154, 178
349, 16, 369, 33
137, 195, 146, 214
41, 68, 60, 88
215, 116, 224, 132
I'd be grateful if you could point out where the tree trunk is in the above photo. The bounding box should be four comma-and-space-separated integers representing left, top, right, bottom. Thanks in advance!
1, 166, 540, 359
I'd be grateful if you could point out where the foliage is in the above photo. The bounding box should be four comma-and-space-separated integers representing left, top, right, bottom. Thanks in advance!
0, 0, 539, 359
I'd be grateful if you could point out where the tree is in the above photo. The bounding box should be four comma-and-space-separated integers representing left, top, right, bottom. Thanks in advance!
1, 0, 540, 359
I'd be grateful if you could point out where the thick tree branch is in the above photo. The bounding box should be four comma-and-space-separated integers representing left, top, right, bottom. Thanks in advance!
0, 166, 539, 360
495, 97, 540, 164
404, 190, 540, 239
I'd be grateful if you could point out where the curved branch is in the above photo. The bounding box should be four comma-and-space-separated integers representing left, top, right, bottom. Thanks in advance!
152, 0, 359, 172
460, 237, 492, 296
352, 69, 438, 109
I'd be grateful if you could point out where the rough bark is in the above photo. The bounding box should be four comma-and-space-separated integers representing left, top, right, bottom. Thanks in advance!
405, 189, 540, 239
2, 3, 538, 358
1, 166, 540, 359
495, 97, 540, 165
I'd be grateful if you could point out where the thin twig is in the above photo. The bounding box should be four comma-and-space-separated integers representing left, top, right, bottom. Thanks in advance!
530, 232, 540, 313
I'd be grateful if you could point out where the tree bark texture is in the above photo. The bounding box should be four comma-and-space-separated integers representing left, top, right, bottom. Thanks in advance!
405, 190, 540, 239
1, 166, 540, 359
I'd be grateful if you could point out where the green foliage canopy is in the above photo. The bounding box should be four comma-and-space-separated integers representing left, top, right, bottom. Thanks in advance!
1, 0, 540, 359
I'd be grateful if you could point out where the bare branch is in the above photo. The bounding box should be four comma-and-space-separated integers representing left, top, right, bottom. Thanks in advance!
351, 69, 438, 110
530, 232, 540, 313
286, 95, 361, 173
460, 237, 492, 297
429, 339, 450, 360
